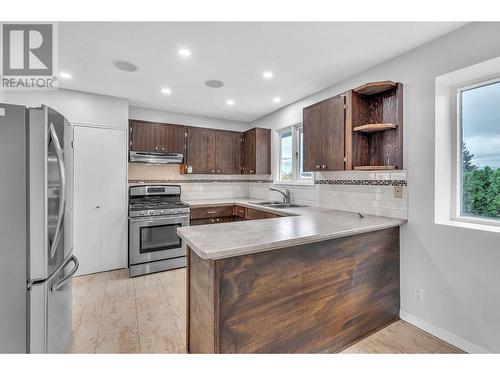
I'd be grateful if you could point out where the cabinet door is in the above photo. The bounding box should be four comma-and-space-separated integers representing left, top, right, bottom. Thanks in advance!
187, 127, 216, 173
216, 130, 242, 174
255, 128, 271, 174
100, 128, 127, 272
303, 103, 322, 171
321, 96, 345, 171
129, 121, 154, 151
149, 124, 165, 152
162, 124, 186, 154
242, 129, 256, 174
73, 126, 102, 276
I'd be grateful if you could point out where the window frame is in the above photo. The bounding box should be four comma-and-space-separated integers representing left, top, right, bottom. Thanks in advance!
452, 76, 500, 228
276, 123, 314, 185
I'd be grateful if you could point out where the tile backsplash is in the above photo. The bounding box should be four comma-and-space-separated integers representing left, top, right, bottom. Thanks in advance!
251, 171, 408, 219
128, 164, 408, 219
128, 163, 265, 200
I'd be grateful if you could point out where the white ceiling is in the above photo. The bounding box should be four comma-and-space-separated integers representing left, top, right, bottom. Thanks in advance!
59, 22, 465, 122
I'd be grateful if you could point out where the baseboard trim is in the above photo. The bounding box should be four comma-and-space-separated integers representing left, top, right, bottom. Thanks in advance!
399, 310, 491, 354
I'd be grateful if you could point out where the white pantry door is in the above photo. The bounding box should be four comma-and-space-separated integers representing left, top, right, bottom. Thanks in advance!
73, 125, 127, 275
73, 126, 102, 275
99, 128, 127, 272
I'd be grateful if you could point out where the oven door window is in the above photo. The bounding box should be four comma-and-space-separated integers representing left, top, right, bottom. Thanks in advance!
139, 223, 181, 254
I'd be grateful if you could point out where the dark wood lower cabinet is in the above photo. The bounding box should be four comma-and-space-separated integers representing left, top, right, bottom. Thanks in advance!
186, 227, 400, 353
245, 207, 279, 220
190, 217, 233, 226
189, 205, 282, 226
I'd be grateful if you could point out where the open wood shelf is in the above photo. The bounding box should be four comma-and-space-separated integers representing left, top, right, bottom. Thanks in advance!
353, 123, 397, 133
353, 165, 396, 171
353, 81, 397, 95
350, 81, 403, 170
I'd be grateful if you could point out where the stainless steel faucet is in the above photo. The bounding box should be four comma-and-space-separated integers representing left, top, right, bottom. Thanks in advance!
269, 187, 291, 204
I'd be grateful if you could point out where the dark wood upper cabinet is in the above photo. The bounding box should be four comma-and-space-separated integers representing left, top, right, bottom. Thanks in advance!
242, 128, 271, 174
242, 128, 255, 173
187, 127, 216, 173
187, 129, 242, 174
322, 96, 345, 171
129, 120, 186, 153
303, 102, 322, 171
303, 81, 403, 172
303, 95, 345, 171
129, 120, 154, 151
215, 130, 242, 174
162, 124, 186, 154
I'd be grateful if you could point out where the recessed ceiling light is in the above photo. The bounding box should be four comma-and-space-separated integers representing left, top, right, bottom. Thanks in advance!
273, 97, 281, 103
113, 60, 138, 72
178, 48, 192, 58
161, 87, 172, 95
226, 99, 235, 106
262, 71, 273, 79
205, 80, 224, 88
59, 71, 72, 79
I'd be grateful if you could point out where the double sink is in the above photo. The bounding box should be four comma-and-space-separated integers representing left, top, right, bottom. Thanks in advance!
253, 201, 305, 209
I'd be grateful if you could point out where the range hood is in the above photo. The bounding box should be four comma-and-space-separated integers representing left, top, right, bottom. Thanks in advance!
129, 151, 184, 164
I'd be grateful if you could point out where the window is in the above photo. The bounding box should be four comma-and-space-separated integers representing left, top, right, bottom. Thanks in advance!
456, 78, 500, 223
278, 124, 313, 183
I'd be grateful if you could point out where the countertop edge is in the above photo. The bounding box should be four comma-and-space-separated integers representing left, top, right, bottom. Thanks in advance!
179, 199, 406, 260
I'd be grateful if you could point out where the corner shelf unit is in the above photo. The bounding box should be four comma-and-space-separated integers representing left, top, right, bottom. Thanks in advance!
349, 81, 403, 171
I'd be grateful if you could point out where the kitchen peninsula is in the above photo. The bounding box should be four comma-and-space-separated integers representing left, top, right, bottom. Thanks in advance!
177, 200, 406, 353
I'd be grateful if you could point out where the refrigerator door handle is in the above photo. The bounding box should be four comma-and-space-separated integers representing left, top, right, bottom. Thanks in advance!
48, 123, 66, 259
50, 254, 79, 292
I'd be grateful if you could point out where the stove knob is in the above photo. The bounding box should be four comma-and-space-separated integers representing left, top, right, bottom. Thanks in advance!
149, 210, 154, 215
139, 212, 144, 216
160, 210, 164, 214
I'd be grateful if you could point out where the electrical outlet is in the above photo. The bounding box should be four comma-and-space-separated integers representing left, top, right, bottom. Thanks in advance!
413, 286, 424, 303
394, 186, 403, 199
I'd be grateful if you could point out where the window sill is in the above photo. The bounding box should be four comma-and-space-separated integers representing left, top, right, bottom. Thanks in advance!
436, 218, 500, 234
273, 180, 315, 187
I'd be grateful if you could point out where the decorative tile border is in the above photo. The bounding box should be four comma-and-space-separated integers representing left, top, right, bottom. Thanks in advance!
128, 178, 273, 184
315, 179, 407, 186
129, 178, 407, 186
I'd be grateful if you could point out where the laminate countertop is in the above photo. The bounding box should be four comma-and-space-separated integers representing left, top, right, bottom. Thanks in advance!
177, 198, 406, 260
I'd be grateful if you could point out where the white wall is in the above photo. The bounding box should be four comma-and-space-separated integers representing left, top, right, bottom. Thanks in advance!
129, 105, 250, 132
0, 90, 5, 102
4, 88, 129, 128
251, 22, 500, 353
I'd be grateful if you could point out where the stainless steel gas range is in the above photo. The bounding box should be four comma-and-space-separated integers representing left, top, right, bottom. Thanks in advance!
128, 185, 190, 277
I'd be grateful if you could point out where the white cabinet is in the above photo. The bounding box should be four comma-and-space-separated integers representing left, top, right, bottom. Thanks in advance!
73, 126, 127, 276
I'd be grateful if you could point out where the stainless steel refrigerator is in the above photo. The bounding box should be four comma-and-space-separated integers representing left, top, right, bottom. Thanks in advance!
0, 103, 78, 353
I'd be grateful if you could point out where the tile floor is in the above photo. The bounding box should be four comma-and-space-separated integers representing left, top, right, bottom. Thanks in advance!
69, 268, 463, 354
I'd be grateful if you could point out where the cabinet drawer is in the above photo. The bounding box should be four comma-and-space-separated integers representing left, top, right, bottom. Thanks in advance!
233, 205, 247, 218
191, 217, 232, 226
246, 208, 280, 220
190, 205, 234, 220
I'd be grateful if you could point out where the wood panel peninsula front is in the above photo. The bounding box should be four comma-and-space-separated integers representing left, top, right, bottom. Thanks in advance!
177, 199, 406, 353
